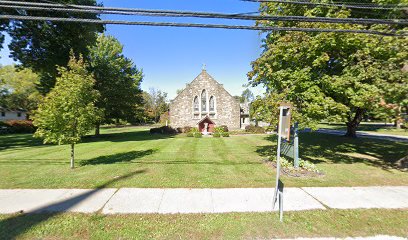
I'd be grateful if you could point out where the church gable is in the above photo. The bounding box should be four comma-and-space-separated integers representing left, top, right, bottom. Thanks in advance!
170, 69, 240, 130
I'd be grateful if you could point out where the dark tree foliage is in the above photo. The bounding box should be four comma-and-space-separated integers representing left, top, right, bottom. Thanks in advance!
7, 0, 104, 94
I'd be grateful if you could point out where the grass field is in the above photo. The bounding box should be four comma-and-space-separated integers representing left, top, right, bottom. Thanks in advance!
1, 209, 407, 239
0, 127, 407, 188
318, 123, 408, 136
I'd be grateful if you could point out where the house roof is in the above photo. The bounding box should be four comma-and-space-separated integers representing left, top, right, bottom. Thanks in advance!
197, 115, 215, 125
0, 106, 27, 112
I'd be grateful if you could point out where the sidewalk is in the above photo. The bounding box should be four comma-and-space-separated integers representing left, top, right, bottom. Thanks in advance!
0, 187, 407, 214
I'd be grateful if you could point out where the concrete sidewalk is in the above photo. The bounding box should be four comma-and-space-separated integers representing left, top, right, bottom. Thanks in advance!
0, 187, 407, 214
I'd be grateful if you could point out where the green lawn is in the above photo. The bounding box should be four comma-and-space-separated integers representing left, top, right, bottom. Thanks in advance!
318, 123, 408, 136
1, 209, 407, 239
0, 127, 407, 188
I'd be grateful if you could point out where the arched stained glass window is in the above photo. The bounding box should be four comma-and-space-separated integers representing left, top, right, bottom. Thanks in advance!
201, 90, 207, 112
193, 96, 199, 112
209, 96, 215, 112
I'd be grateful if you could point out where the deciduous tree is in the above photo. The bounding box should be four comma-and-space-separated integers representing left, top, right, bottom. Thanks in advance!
32, 55, 99, 169
0, 65, 41, 114
88, 34, 143, 135
248, 1, 407, 137
7, 0, 103, 94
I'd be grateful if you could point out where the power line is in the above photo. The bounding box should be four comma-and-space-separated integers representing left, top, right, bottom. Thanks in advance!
4, 0, 407, 12
242, 0, 408, 10
1, 14, 405, 36
1, 2, 407, 26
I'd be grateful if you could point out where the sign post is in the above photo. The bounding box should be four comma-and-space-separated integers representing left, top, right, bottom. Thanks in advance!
272, 103, 291, 222
294, 122, 299, 168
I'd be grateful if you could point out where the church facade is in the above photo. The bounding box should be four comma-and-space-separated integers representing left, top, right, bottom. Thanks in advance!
169, 69, 249, 132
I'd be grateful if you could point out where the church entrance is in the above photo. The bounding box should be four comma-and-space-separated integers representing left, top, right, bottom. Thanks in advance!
198, 116, 215, 133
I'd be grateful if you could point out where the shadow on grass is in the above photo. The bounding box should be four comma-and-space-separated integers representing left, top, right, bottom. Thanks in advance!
0, 134, 45, 151
0, 169, 146, 239
256, 132, 408, 170
0, 130, 174, 152
79, 149, 156, 166
82, 129, 175, 143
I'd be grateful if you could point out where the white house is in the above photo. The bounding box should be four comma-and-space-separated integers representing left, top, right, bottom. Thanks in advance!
0, 107, 27, 121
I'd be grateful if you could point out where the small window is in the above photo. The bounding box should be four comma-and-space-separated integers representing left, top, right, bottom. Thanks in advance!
201, 90, 207, 112
1, 112, 5, 117
17, 112, 22, 117
193, 96, 199, 112
209, 96, 215, 112
242, 117, 245, 124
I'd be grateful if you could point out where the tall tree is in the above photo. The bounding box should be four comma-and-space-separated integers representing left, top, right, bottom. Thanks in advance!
88, 34, 143, 135
7, 0, 103, 94
248, 1, 407, 137
0, 65, 41, 114
144, 88, 169, 123
32, 55, 99, 169
241, 88, 254, 103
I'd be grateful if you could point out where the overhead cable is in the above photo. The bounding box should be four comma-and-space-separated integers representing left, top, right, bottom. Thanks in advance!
1, 14, 405, 36
241, 0, 408, 10
0, 3, 407, 26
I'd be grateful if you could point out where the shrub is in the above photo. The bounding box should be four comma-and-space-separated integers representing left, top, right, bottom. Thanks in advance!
193, 132, 202, 138
183, 126, 192, 133
214, 126, 224, 134
149, 126, 177, 134
221, 132, 230, 137
220, 125, 229, 132
213, 132, 221, 138
6, 120, 36, 133
186, 132, 194, 137
189, 127, 199, 133
245, 125, 265, 134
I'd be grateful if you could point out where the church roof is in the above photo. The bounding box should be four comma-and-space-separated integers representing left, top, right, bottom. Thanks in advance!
197, 115, 215, 125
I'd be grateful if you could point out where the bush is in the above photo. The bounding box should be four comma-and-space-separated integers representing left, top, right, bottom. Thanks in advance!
213, 132, 221, 137
221, 132, 230, 137
245, 125, 265, 134
220, 125, 229, 132
149, 126, 177, 134
193, 132, 202, 138
189, 127, 199, 133
214, 126, 224, 134
186, 132, 194, 137
183, 126, 192, 133
6, 120, 36, 133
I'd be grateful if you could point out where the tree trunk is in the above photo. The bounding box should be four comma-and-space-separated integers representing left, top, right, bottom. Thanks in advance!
95, 123, 100, 136
394, 106, 402, 129
70, 143, 75, 169
345, 108, 365, 138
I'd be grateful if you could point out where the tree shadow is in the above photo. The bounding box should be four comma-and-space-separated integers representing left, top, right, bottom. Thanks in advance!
256, 132, 408, 170
0, 130, 174, 152
79, 149, 156, 166
0, 169, 146, 239
0, 134, 45, 151
82, 129, 175, 143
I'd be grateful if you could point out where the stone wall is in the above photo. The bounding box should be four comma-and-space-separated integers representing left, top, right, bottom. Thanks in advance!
169, 70, 240, 130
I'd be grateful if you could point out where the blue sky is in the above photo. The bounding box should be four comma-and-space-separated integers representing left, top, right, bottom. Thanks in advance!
0, 0, 265, 99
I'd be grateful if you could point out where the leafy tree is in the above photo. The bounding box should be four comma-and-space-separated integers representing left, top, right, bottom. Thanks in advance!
7, 0, 103, 94
248, 1, 407, 137
0, 65, 41, 114
32, 55, 99, 169
144, 88, 169, 123
88, 34, 143, 135
241, 88, 254, 103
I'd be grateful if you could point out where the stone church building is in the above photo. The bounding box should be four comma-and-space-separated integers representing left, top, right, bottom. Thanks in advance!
169, 69, 250, 133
